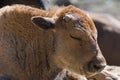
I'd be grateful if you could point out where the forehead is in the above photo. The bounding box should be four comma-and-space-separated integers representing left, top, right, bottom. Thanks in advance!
55, 5, 97, 35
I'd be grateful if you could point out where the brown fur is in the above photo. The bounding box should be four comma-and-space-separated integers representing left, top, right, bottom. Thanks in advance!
0, 5, 56, 80
0, 5, 106, 80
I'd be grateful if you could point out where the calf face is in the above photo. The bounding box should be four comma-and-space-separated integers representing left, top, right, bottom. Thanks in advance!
31, 6, 106, 77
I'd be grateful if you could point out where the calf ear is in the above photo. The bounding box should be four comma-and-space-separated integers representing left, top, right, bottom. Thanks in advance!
31, 16, 55, 29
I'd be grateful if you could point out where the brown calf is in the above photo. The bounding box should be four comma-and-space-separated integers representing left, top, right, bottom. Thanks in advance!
0, 5, 106, 80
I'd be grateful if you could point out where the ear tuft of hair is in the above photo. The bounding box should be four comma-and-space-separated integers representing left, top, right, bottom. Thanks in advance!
31, 16, 55, 29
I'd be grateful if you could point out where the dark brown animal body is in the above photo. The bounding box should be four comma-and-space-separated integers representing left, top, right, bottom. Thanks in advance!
0, 5, 106, 80
90, 13, 120, 66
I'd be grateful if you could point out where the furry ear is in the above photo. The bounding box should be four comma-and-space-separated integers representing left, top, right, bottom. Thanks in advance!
31, 16, 55, 29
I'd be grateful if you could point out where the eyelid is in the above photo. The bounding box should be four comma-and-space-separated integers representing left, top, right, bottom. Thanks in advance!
70, 35, 82, 41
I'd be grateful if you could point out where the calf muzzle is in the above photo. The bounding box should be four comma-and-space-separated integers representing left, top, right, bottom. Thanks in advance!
87, 58, 106, 73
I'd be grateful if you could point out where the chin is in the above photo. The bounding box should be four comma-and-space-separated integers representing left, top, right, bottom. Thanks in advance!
85, 71, 99, 78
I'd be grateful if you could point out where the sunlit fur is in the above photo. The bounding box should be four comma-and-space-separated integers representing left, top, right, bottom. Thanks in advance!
0, 5, 106, 80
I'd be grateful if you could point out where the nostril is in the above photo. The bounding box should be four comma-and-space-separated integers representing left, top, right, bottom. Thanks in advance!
87, 61, 106, 73
93, 64, 105, 71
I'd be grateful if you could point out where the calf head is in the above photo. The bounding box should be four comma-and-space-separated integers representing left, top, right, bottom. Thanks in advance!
31, 5, 106, 77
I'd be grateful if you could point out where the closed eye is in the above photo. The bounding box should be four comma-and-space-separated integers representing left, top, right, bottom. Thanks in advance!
70, 35, 82, 41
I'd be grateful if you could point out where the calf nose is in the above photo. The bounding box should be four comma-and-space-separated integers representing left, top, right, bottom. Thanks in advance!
87, 59, 106, 73
90, 61, 105, 72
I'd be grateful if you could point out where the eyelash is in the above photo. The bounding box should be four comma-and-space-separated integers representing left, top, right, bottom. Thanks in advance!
70, 35, 82, 41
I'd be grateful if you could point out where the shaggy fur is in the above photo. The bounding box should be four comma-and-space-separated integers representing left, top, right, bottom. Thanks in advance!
0, 5, 106, 80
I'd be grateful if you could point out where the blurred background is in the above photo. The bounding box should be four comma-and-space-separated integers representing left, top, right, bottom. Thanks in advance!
50, 0, 120, 19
